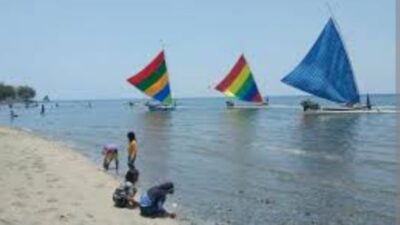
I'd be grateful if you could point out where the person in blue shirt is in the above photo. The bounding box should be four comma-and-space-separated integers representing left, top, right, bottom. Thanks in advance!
139, 182, 176, 218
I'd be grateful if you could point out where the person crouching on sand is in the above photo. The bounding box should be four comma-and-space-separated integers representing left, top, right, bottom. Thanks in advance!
113, 181, 139, 208
139, 182, 176, 218
102, 144, 119, 171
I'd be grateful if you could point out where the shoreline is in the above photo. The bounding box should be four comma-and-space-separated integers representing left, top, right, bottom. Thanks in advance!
0, 126, 179, 225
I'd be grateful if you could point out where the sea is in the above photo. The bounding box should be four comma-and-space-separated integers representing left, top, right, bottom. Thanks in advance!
0, 94, 398, 225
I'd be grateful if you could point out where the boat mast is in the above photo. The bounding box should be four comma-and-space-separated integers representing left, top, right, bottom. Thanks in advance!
325, 3, 361, 104
159, 39, 174, 105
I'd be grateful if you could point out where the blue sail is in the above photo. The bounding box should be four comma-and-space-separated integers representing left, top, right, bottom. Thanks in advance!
281, 18, 360, 104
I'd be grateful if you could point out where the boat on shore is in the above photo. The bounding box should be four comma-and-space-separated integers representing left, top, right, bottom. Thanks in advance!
127, 51, 176, 111
281, 17, 381, 114
215, 54, 268, 109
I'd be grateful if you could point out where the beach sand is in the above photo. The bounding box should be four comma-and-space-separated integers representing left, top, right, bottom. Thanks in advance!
0, 127, 179, 225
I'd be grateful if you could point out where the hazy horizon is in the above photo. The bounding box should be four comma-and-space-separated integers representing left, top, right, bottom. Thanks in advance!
0, 0, 395, 100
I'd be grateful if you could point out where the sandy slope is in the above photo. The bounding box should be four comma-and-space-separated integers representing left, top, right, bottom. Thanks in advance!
0, 127, 178, 225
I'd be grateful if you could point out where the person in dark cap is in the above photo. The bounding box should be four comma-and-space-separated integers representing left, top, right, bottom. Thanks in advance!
139, 182, 176, 218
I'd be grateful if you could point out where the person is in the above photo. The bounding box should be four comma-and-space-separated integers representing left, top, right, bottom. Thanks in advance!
127, 131, 137, 166
40, 104, 45, 115
10, 110, 18, 120
112, 181, 138, 208
139, 182, 176, 218
225, 101, 234, 108
102, 144, 119, 171
125, 165, 139, 184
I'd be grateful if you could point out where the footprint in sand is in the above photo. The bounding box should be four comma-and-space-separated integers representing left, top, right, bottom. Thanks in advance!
15, 192, 29, 199
0, 218, 13, 225
71, 202, 81, 206
24, 173, 32, 180
47, 198, 58, 203
17, 165, 27, 171
95, 183, 106, 188
57, 213, 76, 222
11, 201, 25, 208
37, 207, 57, 214
47, 177, 60, 183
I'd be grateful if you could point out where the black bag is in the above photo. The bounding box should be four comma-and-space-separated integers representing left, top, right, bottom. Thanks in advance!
125, 168, 139, 184
112, 187, 128, 208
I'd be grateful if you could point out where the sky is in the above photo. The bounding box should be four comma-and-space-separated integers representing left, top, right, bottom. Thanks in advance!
0, 0, 395, 100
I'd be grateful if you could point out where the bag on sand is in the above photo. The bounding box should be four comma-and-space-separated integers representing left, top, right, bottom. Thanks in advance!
112, 187, 128, 208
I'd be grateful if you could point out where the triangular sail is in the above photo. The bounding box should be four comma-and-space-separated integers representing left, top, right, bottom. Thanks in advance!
281, 18, 360, 104
215, 55, 264, 103
127, 51, 173, 105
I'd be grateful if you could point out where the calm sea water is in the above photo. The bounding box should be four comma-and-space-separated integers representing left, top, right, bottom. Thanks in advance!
0, 95, 398, 225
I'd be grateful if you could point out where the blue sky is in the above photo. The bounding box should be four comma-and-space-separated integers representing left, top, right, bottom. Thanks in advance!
0, 0, 395, 100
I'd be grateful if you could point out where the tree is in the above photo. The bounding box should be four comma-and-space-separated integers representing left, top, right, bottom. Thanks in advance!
17, 86, 36, 102
0, 83, 16, 102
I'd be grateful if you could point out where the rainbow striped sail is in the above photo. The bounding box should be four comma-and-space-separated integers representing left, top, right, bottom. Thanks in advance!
127, 51, 173, 105
215, 55, 264, 103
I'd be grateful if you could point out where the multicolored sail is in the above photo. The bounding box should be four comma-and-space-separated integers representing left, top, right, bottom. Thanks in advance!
127, 51, 173, 105
215, 55, 264, 103
281, 18, 360, 104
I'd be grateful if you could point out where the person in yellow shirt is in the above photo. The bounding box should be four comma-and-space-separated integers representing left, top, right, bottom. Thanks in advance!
126, 131, 139, 184
127, 131, 137, 164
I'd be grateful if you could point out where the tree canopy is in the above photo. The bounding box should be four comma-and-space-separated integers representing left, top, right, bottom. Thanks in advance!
0, 83, 36, 102
17, 86, 36, 102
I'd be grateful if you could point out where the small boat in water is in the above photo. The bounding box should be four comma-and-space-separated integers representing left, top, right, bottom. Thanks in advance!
281, 18, 381, 114
215, 54, 268, 109
127, 51, 175, 111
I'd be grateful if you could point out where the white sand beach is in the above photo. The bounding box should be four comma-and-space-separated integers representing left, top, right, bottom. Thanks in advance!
0, 127, 178, 225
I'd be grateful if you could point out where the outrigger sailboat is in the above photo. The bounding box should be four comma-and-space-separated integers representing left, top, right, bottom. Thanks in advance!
127, 51, 175, 111
281, 18, 379, 114
215, 54, 268, 109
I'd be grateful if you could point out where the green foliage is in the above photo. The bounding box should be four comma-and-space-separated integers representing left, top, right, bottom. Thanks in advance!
17, 86, 36, 101
0, 83, 16, 102
0, 83, 36, 102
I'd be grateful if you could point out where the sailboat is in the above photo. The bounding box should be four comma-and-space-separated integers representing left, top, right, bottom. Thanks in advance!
281, 18, 380, 114
215, 54, 268, 109
127, 51, 175, 111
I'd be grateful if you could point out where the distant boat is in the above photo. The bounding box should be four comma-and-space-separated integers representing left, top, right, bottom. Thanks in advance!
215, 54, 268, 109
281, 18, 380, 114
43, 95, 50, 102
127, 51, 175, 111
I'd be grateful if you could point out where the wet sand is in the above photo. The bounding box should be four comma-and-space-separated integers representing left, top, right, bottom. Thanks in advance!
0, 127, 178, 225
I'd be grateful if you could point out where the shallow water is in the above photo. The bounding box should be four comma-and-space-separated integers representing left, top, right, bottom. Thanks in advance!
0, 95, 397, 225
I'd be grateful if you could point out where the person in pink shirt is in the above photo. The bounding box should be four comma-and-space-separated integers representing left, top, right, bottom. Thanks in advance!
102, 143, 119, 171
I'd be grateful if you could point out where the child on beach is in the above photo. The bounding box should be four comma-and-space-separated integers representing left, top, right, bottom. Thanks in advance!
139, 182, 176, 218
102, 144, 119, 171
125, 165, 139, 184
112, 181, 139, 208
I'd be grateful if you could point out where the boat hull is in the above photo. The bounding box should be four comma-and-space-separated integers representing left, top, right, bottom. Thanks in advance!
147, 104, 175, 112
227, 104, 268, 109
304, 106, 395, 115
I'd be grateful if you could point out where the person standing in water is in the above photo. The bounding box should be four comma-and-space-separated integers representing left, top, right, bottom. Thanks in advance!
125, 131, 140, 184
40, 104, 45, 115
127, 131, 137, 166
102, 144, 119, 171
